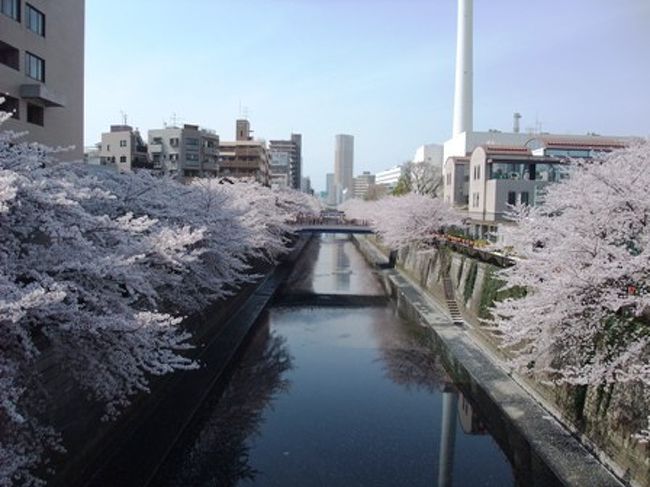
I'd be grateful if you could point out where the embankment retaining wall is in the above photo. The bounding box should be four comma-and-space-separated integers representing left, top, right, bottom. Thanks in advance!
355, 235, 649, 487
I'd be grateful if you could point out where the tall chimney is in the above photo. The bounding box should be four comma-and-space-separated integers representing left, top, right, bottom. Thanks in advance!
513, 112, 522, 134
452, 0, 473, 137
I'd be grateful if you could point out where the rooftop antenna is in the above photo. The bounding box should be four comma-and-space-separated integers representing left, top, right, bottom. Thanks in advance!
120, 110, 128, 126
170, 112, 181, 127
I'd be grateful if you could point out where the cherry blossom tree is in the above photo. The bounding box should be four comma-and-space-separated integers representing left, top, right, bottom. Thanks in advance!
340, 193, 461, 249
392, 161, 443, 197
0, 109, 318, 485
488, 142, 650, 439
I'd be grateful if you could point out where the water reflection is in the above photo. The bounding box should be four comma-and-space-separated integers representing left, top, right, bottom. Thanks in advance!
284, 234, 384, 296
333, 237, 351, 291
155, 320, 292, 486
156, 235, 561, 486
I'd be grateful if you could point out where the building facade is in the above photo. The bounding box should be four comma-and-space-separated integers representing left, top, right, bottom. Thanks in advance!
218, 120, 270, 186
353, 171, 375, 199
148, 124, 219, 178
269, 134, 302, 190
99, 125, 149, 173
413, 143, 444, 166
334, 134, 354, 200
0, 0, 85, 159
375, 165, 403, 191
443, 156, 470, 207
467, 145, 570, 239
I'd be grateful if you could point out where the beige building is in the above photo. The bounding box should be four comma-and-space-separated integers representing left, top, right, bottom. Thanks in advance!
353, 171, 375, 199
148, 124, 219, 179
99, 125, 149, 173
0, 0, 84, 159
218, 120, 270, 186
442, 156, 469, 208
467, 145, 570, 239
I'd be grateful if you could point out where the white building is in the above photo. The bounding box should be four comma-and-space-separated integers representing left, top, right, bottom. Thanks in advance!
375, 165, 403, 191
148, 124, 219, 179
413, 143, 444, 166
100, 125, 150, 173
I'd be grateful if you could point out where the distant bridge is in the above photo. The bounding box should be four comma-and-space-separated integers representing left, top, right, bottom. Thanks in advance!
290, 223, 374, 234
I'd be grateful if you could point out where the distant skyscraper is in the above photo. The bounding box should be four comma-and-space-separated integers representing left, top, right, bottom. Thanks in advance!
326, 173, 335, 206
334, 134, 354, 201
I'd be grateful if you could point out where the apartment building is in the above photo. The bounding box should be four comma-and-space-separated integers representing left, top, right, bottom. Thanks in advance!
0, 0, 84, 159
353, 171, 375, 199
99, 125, 149, 173
219, 120, 270, 186
269, 134, 302, 190
148, 124, 219, 178
268, 144, 291, 189
466, 145, 570, 239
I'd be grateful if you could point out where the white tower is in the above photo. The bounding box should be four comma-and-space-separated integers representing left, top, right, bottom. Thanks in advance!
452, 0, 473, 136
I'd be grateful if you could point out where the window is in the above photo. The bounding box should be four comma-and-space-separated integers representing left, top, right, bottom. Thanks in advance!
186, 153, 199, 162
26, 4, 45, 36
520, 192, 530, 205
1, 0, 20, 21
169, 137, 179, 147
185, 137, 199, 147
119, 156, 127, 163
0, 95, 19, 119
0, 40, 20, 70
507, 191, 516, 205
106, 144, 110, 151
25, 52, 45, 81
477, 166, 481, 179
120, 139, 127, 147
26, 103, 43, 126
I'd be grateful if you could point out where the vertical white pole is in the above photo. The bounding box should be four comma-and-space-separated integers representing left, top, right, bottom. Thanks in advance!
452, 0, 473, 137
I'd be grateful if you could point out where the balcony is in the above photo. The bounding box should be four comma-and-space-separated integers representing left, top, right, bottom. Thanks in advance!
20, 84, 66, 107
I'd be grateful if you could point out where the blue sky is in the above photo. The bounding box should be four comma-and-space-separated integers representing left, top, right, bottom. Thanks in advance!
85, 0, 650, 191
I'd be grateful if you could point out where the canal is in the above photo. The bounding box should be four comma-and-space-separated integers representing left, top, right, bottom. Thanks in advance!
153, 234, 561, 486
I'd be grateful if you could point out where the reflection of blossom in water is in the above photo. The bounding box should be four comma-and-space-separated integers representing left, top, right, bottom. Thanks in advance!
157, 322, 293, 487
374, 317, 449, 393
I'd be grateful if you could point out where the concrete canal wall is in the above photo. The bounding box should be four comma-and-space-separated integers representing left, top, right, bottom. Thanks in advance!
353, 235, 648, 487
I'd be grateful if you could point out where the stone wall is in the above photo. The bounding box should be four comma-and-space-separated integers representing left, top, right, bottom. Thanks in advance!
357, 236, 650, 487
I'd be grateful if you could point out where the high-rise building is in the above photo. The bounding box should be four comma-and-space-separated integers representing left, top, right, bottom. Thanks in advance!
0, 0, 85, 159
325, 173, 336, 206
334, 134, 354, 201
148, 124, 219, 178
269, 133, 302, 190
99, 125, 150, 173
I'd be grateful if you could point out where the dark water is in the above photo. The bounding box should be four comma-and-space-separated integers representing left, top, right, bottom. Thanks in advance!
155, 235, 554, 487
